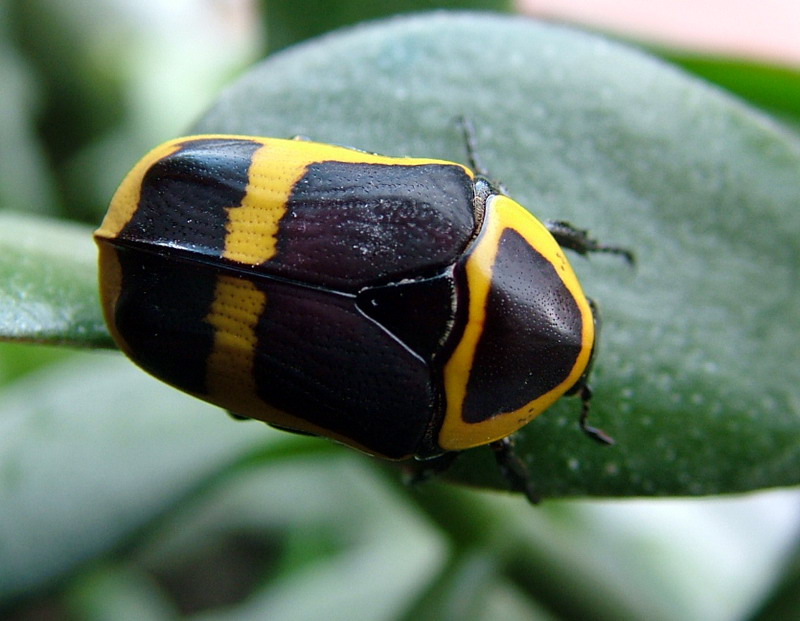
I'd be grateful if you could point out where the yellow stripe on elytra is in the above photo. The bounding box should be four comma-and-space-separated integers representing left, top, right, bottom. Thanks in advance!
205, 275, 267, 414
202, 270, 414, 457
95, 141, 184, 240
97, 134, 473, 252
220, 137, 473, 266
221, 142, 304, 265
438, 195, 595, 451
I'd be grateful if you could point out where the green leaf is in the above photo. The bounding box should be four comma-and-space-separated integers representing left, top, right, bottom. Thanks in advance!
0, 341, 73, 386
0, 352, 272, 601
4, 12, 800, 620
0, 212, 111, 347
261, 0, 512, 53
193, 13, 800, 497
658, 52, 800, 123
0, 8, 60, 217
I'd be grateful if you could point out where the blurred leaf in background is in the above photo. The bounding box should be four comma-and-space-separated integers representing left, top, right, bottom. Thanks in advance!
4, 0, 261, 224
0, 3, 60, 217
262, 0, 512, 53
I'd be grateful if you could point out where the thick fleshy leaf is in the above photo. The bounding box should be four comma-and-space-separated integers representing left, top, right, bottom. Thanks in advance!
193, 13, 800, 497
2, 14, 800, 616
663, 52, 800, 122
0, 212, 110, 347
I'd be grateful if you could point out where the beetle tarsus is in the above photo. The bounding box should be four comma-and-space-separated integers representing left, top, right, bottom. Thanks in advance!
491, 437, 540, 504
577, 384, 615, 446
545, 220, 635, 266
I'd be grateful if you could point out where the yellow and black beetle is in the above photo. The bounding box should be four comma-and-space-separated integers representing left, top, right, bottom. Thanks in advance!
95, 131, 631, 502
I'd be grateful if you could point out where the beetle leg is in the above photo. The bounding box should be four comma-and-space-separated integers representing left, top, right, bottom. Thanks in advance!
576, 383, 615, 445
408, 441, 541, 505
545, 220, 635, 265
490, 437, 540, 504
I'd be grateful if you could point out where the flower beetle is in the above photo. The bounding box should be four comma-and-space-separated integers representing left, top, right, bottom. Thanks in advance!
95, 128, 632, 502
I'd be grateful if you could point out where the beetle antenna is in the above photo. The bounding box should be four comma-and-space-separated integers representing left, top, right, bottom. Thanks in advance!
458, 116, 489, 177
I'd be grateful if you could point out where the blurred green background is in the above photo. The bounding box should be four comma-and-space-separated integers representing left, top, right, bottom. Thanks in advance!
1, 1, 800, 619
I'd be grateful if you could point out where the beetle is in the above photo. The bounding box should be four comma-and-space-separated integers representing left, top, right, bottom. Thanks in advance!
95, 130, 632, 502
